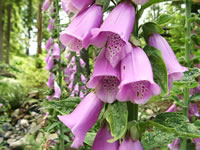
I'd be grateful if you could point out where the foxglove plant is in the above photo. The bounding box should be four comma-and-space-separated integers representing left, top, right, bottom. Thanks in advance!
131, 0, 149, 5
118, 137, 143, 150
90, 1, 135, 68
42, 0, 52, 12
60, 4, 103, 51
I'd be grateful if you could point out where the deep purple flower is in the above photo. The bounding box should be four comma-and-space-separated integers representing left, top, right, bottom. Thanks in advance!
53, 81, 61, 99
45, 55, 54, 71
131, 0, 149, 5
118, 138, 143, 150
47, 73, 54, 88
52, 43, 60, 61
87, 48, 120, 103
90, 1, 135, 68
58, 92, 103, 148
149, 33, 188, 89
117, 47, 160, 104
42, 0, 52, 12
92, 125, 119, 150
60, 4, 103, 51
168, 139, 180, 150
61, 0, 94, 15
48, 18, 55, 31
45, 38, 53, 51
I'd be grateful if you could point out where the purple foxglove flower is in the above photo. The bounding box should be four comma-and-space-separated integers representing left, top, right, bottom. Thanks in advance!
166, 104, 176, 112
52, 43, 60, 61
131, 0, 149, 5
0, 104, 2, 107
191, 83, 200, 95
193, 138, 200, 150
70, 56, 76, 64
42, 0, 52, 12
80, 58, 85, 67
50, 6, 54, 14
118, 138, 143, 150
72, 65, 77, 73
60, 4, 103, 51
68, 81, 73, 91
74, 84, 79, 94
45, 55, 54, 71
189, 103, 200, 117
71, 90, 75, 97
58, 92, 103, 148
48, 18, 55, 31
45, 50, 51, 63
47, 73, 54, 88
61, 0, 94, 15
65, 53, 71, 59
53, 81, 61, 99
117, 47, 160, 104
79, 91, 84, 98
168, 139, 180, 150
92, 125, 119, 150
148, 33, 188, 89
90, 1, 135, 68
45, 38, 53, 51
81, 85, 86, 91
70, 72, 75, 81
81, 74, 87, 83
87, 48, 120, 103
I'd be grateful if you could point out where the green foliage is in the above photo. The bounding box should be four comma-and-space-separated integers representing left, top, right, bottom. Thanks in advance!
104, 102, 128, 142
144, 45, 168, 95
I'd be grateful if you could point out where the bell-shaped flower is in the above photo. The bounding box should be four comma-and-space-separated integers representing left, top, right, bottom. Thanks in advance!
189, 103, 200, 117
70, 56, 76, 64
168, 139, 180, 150
79, 91, 84, 98
87, 48, 120, 103
65, 53, 71, 59
45, 50, 51, 64
45, 38, 53, 51
47, 73, 54, 88
118, 138, 143, 150
58, 92, 103, 148
193, 138, 200, 150
53, 81, 61, 99
74, 83, 79, 94
81, 74, 87, 83
42, 0, 52, 12
148, 33, 188, 89
90, 1, 135, 68
80, 58, 86, 67
131, 0, 149, 5
45, 55, 54, 71
52, 43, 60, 61
61, 0, 94, 15
116, 47, 160, 104
60, 4, 103, 51
68, 81, 73, 91
92, 125, 119, 150
47, 18, 55, 31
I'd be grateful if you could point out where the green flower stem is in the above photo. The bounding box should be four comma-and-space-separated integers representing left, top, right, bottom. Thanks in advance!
54, 0, 64, 149
180, 0, 191, 149
128, 102, 138, 121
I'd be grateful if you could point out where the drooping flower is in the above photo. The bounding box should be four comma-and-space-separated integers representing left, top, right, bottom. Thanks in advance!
118, 138, 143, 150
148, 33, 188, 89
79, 58, 86, 67
42, 0, 52, 12
81, 74, 87, 83
79, 91, 84, 98
53, 81, 61, 99
60, 4, 103, 51
168, 139, 180, 150
61, 0, 94, 15
87, 48, 120, 103
46, 73, 54, 88
58, 92, 103, 148
117, 47, 160, 104
47, 18, 55, 31
90, 1, 135, 68
45, 38, 53, 51
52, 43, 60, 61
45, 55, 54, 71
74, 83, 79, 94
92, 125, 119, 150
131, 0, 149, 5
68, 81, 73, 91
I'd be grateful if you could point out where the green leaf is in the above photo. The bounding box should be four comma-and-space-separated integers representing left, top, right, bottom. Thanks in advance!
189, 93, 200, 102
104, 102, 128, 142
173, 68, 200, 88
144, 45, 168, 96
84, 132, 97, 146
156, 14, 172, 24
129, 35, 141, 46
142, 22, 164, 42
95, 0, 110, 12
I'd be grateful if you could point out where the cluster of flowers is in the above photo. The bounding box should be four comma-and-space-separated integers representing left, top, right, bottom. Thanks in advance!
55, 0, 188, 149
43, 0, 61, 100
63, 51, 87, 98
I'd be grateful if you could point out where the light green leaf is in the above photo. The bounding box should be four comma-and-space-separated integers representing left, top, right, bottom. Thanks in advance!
84, 132, 97, 146
95, 0, 110, 12
189, 93, 200, 102
156, 14, 172, 24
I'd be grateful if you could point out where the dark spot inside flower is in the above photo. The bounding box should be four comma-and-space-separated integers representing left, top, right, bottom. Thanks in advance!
137, 91, 140, 97
123, 66, 126, 70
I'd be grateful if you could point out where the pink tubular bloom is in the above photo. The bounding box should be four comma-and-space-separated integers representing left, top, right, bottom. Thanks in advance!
42, 0, 52, 12
90, 1, 135, 68
193, 138, 200, 150
45, 55, 54, 71
53, 81, 61, 99
166, 104, 176, 112
60, 4, 103, 51
81, 74, 87, 83
46, 73, 54, 88
52, 43, 60, 61
58, 92, 103, 148
189, 103, 200, 117
168, 139, 180, 150
61, 0, 94, 15
74, 83, 79, 94
117, 47, 160, 104
92, 125, 119, 150
47, 18, 55, 31
87, 48, 120, 103
118, 138, 143, 150
45, 38, 53, 51
80, 58, 85, 67
131, 0, 149, 5
148, 33, 188, 89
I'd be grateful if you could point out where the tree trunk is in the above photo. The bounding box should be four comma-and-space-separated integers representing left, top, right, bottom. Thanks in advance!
26, 0, 32, 56
37, 0, 42, 55
6, 4, 11, 64
0, 0, 4, 63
